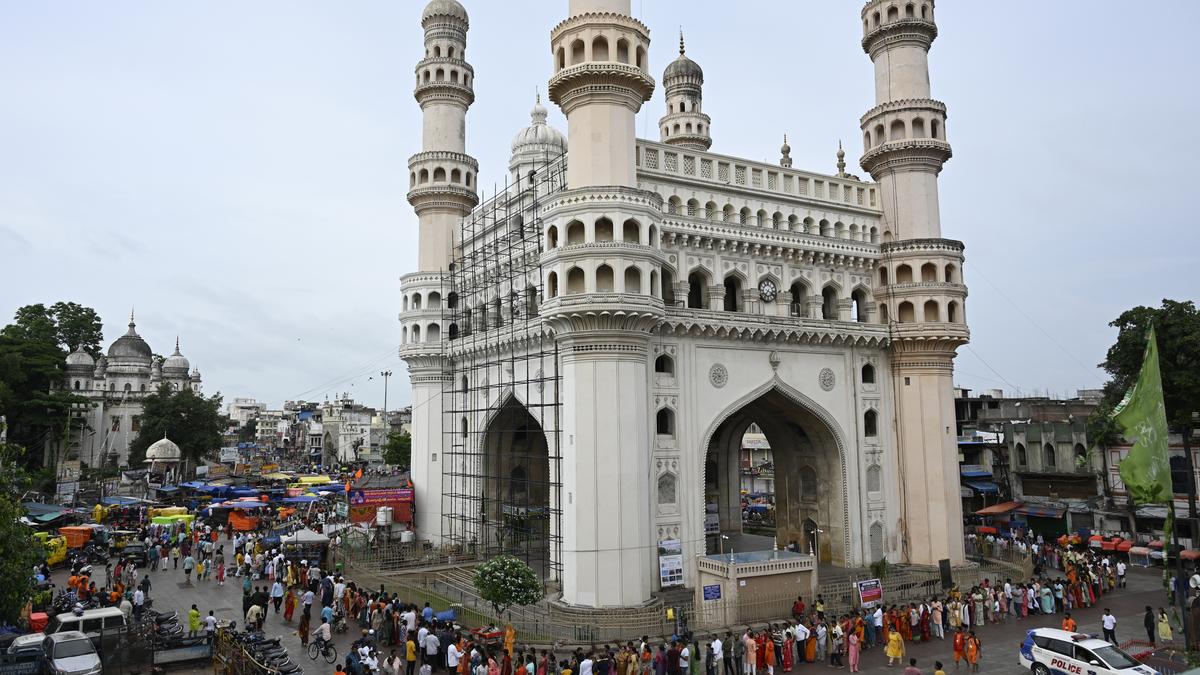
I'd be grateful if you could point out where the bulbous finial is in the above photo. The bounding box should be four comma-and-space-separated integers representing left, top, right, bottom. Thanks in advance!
836, 140, 847, 175
780, 134, 793, 168
679, 29, 686, 55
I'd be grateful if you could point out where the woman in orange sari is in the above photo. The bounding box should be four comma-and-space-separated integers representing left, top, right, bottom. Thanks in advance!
805, 628, 817, 663
898, 606, 912, 641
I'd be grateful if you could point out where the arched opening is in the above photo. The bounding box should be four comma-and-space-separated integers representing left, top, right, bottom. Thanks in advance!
450, 70, 459, 84
863, 130, 872, 150
722, 204, 735, 222
905, 3, 915, 18
787, 215, 799, 231
657, 472, 677, 506
852, 288, 869, 322
921, 262, 938, 282
591, 35, 609, 62
654, 354, 675, 375
411, 325, 421, 343
419, 169, 429, 184
73, 380, 81, 390
594, 217, 614, 242
650, 269, 659, 298
661, 268, 676, 305
648, 224, 658, 246
923, 299, 940, 322
616, 38, 630, 64
412, 293, 423, 310
723, 276, 743, 312
869, 521, 884, 562
448, 323, 459, 340
863, 409, 878, 437
887, 6, 899, 21
703, 387, 846, 563
622, 219, 640, 243
623, 265, 642, 294
897, 301, 915, 323
636, 46, 646, 70
879, 267, 889, 286
427, 292, 442, 309
1074, 443, 1088, 468
426, 323, 441, 341
789, 281, 808, 317
435, 68, 445, 82
450, 168, 461, 183
556, 47, 565, 71
861, 363, 876, 384
546, 225, 559, 249
889, 119, 906, 140
705, 202, 718, 220
756, 209, 768, 228
595, 264, 614, 292
1044, 443, 1057, 469
687, 199, 699, 216
481, 397, 552, 577
565, 220, 584, 245
945, 263, 958, 283
566, 267, 585, 294
687, 270, 710, 309
821, 286, 839, 320
931, 119, 941, 139
1017, 442, 1027, 466
947, 300, 959, 323
739, 207, 752, 225
570, 39, 585, 65
896, 264, 913, 284
911, 117, 926, 138
656, 408, 675, 436
525, 285, 538, 317
461, 308, 472, 335
447, 291, 458, 309
820, 219, 831, 237
546, 272, 558, 298
878, 303, 889, 324
667, 196, 681, 215
433, 167, 447, 182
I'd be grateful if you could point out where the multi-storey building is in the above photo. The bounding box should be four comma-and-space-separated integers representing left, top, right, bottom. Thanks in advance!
399, 0, 969, 607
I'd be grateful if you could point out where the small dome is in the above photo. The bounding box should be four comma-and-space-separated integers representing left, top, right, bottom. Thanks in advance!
145, 436, 182, 462
422, 0, 467, 24
66, 346, 95, 369
510, 96, 566, 154
664, 34, 703, 82
107, 313, 152, 360
162, 337, 190, 373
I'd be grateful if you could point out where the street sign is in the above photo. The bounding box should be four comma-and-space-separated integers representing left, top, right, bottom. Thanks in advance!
856, 578, 883, 608
702, 584, 722, 601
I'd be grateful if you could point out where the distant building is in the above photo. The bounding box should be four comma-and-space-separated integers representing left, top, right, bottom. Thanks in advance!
48, 312, 202, 468
321, 394, 382, 465
226, 398, 266, 428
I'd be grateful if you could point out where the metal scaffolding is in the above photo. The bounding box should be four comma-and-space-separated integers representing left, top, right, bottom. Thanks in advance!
441, 152, 567, 581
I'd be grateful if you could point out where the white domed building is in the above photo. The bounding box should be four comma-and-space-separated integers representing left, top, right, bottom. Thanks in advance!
144, 436, 183, 481
50, 312, 203, 469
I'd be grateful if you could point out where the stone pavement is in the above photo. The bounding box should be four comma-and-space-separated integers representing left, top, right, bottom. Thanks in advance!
51, 562, 1178, 674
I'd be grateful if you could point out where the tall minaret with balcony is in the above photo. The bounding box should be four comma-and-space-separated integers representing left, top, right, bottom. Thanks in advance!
400, 0, 480, 544
858, 0, 968, 566
544, 0, 663, 607
658, 33, 711, 151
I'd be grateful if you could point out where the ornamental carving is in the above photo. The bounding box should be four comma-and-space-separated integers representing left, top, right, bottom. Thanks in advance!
709, 363, 728, 388
818, 368, 836, 392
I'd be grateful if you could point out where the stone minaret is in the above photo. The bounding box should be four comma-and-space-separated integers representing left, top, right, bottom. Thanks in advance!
658, 33, 712, 151
545, 0, 663, 606
400, 0, 480, 544
858, 0, 968, 566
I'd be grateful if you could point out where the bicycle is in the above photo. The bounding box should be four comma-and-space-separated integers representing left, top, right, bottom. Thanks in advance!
308, 637, 338, 664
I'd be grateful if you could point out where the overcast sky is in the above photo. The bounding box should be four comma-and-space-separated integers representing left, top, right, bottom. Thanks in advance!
2, 1, 1197, 411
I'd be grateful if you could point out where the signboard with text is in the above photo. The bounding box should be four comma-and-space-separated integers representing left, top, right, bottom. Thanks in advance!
658, 539, 684, 588
347, 488, 415, 524
856, 578, 883, 608
702, 584, 722, 601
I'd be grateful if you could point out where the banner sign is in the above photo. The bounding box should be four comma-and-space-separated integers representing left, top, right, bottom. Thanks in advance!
702, 584, 722, 601
658, 539, 684, 588
349, 488, 414, 505
856, 578, 883, 608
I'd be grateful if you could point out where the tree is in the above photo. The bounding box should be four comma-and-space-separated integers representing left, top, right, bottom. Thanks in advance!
383, 432, 411, 467
1091, 300, 1200, 515
128, 384, 225, 465
237, 418, 258, 443
8, 303, 103, 356
472, 554, 542, 618
0, 444, 43, 624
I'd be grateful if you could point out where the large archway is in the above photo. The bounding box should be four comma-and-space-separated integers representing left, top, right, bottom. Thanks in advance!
703, 386, 847, 564
481, 396, 551, 577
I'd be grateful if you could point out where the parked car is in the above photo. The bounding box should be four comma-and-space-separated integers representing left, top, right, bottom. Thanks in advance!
1019, 628, 1158, 675
43, 631, 102, 675
48, 607, 128, 646
0, 633, 45, 675
121, 541, 149, 566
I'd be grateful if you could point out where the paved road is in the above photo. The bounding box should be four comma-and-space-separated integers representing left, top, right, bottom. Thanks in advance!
51, 562, 1178, 674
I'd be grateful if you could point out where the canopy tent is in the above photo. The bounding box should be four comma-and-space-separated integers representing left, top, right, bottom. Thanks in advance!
964, 481, 1000, 494
281, 529, 329, 545
1180, 550, 1200, 561
282, 496, 319, 504
1148, 540, 1165, 549
100, 496, 150, 506
262, 473, 292, 481
1014, 504, 1066, 518
959, 465, 994, 479
1117, 541, 1134, 552
151, 514, 195, 526
975, 501, 1021, 516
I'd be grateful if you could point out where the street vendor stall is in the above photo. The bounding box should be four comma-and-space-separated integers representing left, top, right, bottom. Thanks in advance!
1129, 545, 1152, 567
280, 528, 329, 565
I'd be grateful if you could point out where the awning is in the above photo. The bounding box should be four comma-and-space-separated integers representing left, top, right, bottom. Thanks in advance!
1137, 505, 1171, 519
960, 465, 993, 479
965, 481, 1000, 494
1181, 550, 1200, 561
1117, 541, 1134, 552
1129, 546, 1151, 555
1149, 540, 1165, 549
283, 496, 319, 504
1014, 504, 1067, 518
975, 501, 1022, 516
101, 496, 149, 506
154, 486, 180, 493
976, 526, 998, 535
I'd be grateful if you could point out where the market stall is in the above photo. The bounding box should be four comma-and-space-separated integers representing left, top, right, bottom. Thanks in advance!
1129, 545, 1153, 567
280, 528, 329, 565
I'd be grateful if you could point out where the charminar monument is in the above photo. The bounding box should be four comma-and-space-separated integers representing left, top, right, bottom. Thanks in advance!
399, 0, 968, 607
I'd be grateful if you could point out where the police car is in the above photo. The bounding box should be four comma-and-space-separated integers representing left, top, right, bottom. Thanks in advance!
1019, 628, 1159, 675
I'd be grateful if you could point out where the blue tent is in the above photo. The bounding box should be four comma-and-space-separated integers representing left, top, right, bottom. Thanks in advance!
283, 496, 319, 504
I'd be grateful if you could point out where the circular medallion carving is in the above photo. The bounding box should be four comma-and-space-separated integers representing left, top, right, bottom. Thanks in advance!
709, 363, 728, 388
819, 368, 836, 391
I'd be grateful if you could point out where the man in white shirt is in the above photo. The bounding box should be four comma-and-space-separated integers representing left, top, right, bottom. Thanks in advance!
711, 638, 723, 665
132, 588, 145, 619
794, 622, 810, 661
448, 640, 464, 671
418, 625, 430, 662
423, 631, 440, 664
403, 607, 418, 636
1101, 609, 1117, 644
680, 644, 691, 674
1116, 560, 1127, 588
579, 654, 594, 675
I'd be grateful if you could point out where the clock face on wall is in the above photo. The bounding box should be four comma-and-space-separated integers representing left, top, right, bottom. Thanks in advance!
758, 279, 778, 303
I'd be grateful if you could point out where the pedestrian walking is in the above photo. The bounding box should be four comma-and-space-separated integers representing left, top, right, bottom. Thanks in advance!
1102, 609, 1117, 644
188, 604, 201, 638
1157, 608, 1173, 644
1144, 606, 1156, 645
847, 632, 859, 673
885, 630, 903, 667
964, 632, 980, 674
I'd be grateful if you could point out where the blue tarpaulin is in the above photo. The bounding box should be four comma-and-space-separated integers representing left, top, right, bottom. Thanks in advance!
101, 496, 148, 506
283, 496, 319, 504
965, 481, 1000, 494
959, 465, 993, 479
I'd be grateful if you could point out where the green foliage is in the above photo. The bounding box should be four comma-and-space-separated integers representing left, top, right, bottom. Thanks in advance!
128, 384, 224, 465
869, 557, 891, 580
0, 303, 98, 465
237, 418, 258, 443
384, 432, 411, 467
1097, 300, 1200, 434
472, 554, 542, 618
0, 445, 40, 623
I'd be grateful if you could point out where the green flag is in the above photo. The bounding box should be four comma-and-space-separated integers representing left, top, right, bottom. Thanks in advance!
1114, 326, 1173, 505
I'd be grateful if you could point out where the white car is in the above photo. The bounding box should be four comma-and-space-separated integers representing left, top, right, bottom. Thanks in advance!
42, 631, 102, 675
1019, 628, 1158, 675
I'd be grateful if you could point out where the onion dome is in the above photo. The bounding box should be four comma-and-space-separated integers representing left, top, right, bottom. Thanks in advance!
145, 436, 182, 463
162, 337, 190, 373
511, 95, 566, 154
663, 33, 703, 82
422, 0, 467, 24
66, 345, 95, 370
107, 310, 152, 360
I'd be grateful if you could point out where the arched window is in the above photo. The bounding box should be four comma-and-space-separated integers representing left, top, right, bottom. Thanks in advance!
411, 325, 421, 342
124, 383, 132, 393
897, 301, 915, 323
822, 286, 839, 320
861, 363, 876, 384
923, 299, 940, 322
565, 220, 584, 245
648, 224, 657, 247
789, 281, 808, 317
931, 119, 942, 139
687, 199, 699, 217
592, 35, 609, 61
756, 209, 768, 227
460, 416, 468, 440
623, 265, 642, 293
427, 323, 441, 341
656, 408, 675, 436
657, 472, 677, 505
705, 202, 718, 220
945, 263, 958, 283
662, 268, 676, 305
722, 204, 735, 222
723, 276, 742, 312
654, 354, 675, 375
905, 3, 915, 18
687, 271, 710, 309
616, 38, 630, 64
947, 301, 960, 323
667, 196, 681, 215
448, 323, 459, 339
896, 264, 913, 284
921, 262, 938, 282
889, 119, 906, 140
594, 217, 614, 242
650, 269, 659, 298
852, 288, 869, 322
433, 167, 446, 182
887, 6, 899, 22
1044, 443, 1056, 468
596, 264, 614, 292
447, 292, 458, 309
819, 219, 831, 237
566, 267, 585, 294
739, 207, 752, 225
870, 522, 884, 562
427, 291, 442, 309
636, 46, 646, 70
1017, 443, 1027, 465
1074, 443, 1088, 468
864, 409, 878, 437
525, 285, 538, 317
911, 117, 926, 138
570, 39, 585, 65
556, 47, 566, 71
72, 380, 80, 390
867, 465, 881, 493
419, 169, 429, 184
879, 267, 889, 286
623, 219, 640, 243
547, 225, 559, 249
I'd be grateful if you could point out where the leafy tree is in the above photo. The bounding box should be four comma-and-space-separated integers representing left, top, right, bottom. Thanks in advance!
0, 444, 43, 624
237, 418, 258, 443
383, 432, 411, 467
472, 554, 542, 618
1091, 300, 1200, 513
129, 384, 224, 465
8, 302, 103, 356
